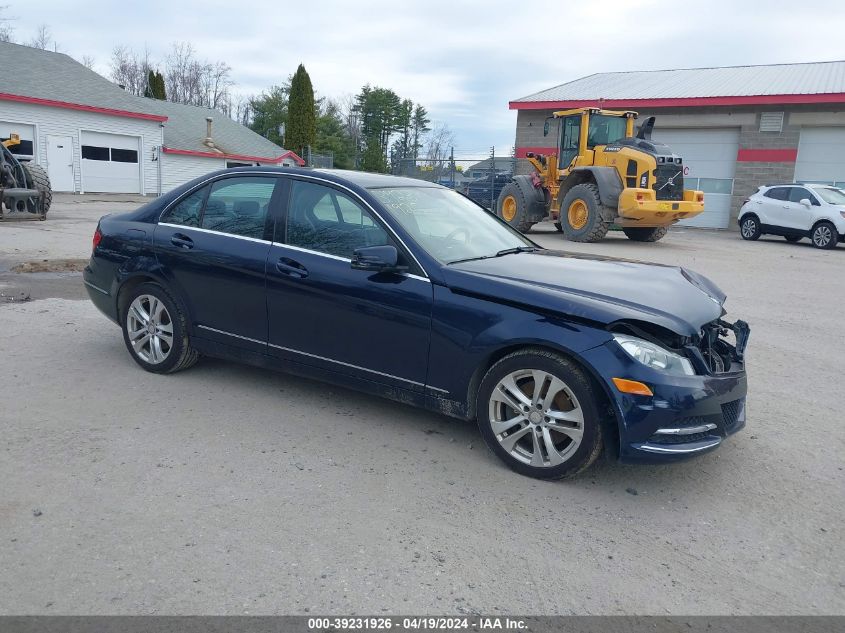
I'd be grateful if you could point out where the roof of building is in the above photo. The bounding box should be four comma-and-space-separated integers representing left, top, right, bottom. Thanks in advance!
0, 41, 302, 164
464, 157, 515, 172
511, 60, 845, 110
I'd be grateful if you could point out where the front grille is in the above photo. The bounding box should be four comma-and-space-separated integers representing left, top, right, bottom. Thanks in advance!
653, 164, 684, 201
721, 398, 745, 430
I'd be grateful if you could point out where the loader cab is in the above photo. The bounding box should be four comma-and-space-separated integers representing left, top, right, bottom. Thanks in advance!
553, 108, 637, 170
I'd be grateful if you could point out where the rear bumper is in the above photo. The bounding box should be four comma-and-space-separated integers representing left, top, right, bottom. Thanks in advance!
83, 264, 119, 324
581, 341, 747, 464
616, 189, 705, 226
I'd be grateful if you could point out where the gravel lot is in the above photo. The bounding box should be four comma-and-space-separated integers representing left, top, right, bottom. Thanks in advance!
1, 195, 843, 615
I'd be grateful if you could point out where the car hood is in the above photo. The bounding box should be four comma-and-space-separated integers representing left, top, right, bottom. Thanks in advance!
442, 250, 726, 338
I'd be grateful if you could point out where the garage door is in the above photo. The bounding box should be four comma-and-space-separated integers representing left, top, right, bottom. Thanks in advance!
81, 131, 141, 193
795, 127, 845, 187
651, 128, 740, 229
0, 120, 35, 160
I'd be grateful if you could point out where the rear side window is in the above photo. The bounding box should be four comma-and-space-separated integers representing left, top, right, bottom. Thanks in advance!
160, 186, 208, 227
763, 187, 789, 201
201, 177, 276, 239
788, 187, 820, 206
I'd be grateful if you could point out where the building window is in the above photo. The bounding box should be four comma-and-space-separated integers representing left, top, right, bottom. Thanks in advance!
81, 145, 110, 161
2, 138, 34, 156
110, 148, 138, 163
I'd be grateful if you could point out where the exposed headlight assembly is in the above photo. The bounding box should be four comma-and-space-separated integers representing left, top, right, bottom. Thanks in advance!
613, 334, 695, 376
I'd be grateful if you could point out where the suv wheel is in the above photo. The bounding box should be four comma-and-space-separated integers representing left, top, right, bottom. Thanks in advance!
740, 215, 761, 240
477, 349, 604, 479
811, 222, 838, 249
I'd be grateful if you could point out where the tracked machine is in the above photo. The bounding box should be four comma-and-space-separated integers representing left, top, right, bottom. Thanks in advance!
497, 108, 704, 242
1, 133, 52, 221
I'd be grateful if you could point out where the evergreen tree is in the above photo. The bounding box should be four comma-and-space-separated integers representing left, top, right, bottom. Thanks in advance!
287, 64, 316, 159
143, 70, 156, 98
248, 84, 290, 147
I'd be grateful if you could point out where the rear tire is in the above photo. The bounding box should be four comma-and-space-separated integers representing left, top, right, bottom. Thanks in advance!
560, 183, 610, 242
121, 282, 199, 374
811, 221, 838, 249
476, 349, 604, 480
21, 162, 52, 215
622, 226, 668, 242
739, 215, 761, 241
496, 182, 535, 233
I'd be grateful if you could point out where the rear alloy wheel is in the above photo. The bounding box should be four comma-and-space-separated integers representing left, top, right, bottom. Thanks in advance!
560, 183, 610, 242
622, 226, 668, 242
740, 216, 761, 241
477, 349, 603, 479
121, 282, 198, 374
496, 182, 535, 233
811, 222, 838, 249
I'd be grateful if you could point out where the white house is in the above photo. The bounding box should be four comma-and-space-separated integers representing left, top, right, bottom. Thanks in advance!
0, 41, 304, 196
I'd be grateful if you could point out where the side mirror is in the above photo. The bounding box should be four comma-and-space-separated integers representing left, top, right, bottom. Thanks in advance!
543, 121, 550, 137
351, 245, 406, 273
799, 198, 812, 208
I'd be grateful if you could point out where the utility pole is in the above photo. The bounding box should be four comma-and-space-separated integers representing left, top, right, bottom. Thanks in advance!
490, 146, 495, 210
449, 147, 455, 189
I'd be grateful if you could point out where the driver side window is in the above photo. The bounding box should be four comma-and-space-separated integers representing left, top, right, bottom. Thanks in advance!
285, 180, 390, 259
559, 115, 581, 169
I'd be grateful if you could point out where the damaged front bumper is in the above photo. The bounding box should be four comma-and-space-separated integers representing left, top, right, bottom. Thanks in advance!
581, 318, 750, 464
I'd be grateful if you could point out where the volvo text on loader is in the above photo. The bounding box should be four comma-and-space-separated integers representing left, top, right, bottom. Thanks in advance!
497, 108, 704, 242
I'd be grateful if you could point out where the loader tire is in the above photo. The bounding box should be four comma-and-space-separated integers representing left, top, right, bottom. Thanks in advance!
497, 182, 535, 233
22, 162, 52, 215
560, 183, 610, 242
622, 226, 668, 242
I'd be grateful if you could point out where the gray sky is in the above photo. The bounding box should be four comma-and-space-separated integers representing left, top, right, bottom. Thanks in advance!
9, 0, 845, 161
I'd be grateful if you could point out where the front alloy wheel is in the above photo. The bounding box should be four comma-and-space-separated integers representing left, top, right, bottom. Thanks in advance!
477, 349, 604, 479
740, 216, 761, 240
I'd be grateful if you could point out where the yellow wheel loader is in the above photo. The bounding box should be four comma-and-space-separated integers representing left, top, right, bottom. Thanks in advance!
1, 133, 52, 220
497, 108, 705, 242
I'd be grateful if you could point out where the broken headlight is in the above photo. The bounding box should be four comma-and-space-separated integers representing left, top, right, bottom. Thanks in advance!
613, 334, 695, 377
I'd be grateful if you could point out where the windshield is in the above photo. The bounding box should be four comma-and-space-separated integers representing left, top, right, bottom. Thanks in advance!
811, 186, 845, 205
587, 114, 628, 148
369, 186, 534, 264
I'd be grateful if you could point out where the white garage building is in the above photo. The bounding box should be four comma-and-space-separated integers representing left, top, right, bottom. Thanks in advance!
511, 61, 845, 228
0, 41, 304, 196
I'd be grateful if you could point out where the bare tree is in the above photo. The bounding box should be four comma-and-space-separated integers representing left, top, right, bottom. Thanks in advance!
164, 42, 234, 111
109, 45, 152, 95
28, 23, 51, 49
80, 55, 96, 70
424, 122, 455, 181
0, 5, 14, 42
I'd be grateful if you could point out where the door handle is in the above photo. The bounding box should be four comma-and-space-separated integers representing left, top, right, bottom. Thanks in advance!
170, 233, 194, 249
275, 257, 308, 278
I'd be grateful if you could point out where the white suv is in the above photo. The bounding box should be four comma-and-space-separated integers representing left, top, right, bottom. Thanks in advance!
738, 184, 845, 249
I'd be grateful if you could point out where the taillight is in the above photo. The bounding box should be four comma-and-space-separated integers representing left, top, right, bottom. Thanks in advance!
92, 226, 103, 251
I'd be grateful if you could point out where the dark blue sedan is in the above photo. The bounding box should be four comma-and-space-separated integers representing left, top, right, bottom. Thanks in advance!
84, 167, 749, 479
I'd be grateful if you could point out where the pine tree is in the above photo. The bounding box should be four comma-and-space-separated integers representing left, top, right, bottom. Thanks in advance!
287, 64, 316, 159
143, 70, 156, 98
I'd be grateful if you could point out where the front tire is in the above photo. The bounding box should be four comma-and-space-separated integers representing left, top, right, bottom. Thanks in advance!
22, 162, 52, 215
811, 221, 838, 249
560, 183, 610, 242
121, 282, 199, 374
622, 226, 668, 242
476, 349, 604, 479
740, 215, 761, 240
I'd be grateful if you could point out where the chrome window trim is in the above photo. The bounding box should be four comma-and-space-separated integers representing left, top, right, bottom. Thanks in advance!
159, 222, 272, 245
272, 242, 430, 282
157, 170, 431, 279
426, 385, 450, 395
268, 342, 424, 388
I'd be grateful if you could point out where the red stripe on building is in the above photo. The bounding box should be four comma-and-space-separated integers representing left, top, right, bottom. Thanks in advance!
162, 146, 306, 166
0, 92, 168, 121
736, 148, 798, 162
514, 146, 556, 158
509, 92, 845, 110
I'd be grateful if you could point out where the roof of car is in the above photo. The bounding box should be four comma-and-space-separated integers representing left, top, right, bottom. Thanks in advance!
312, 169, 442, 189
